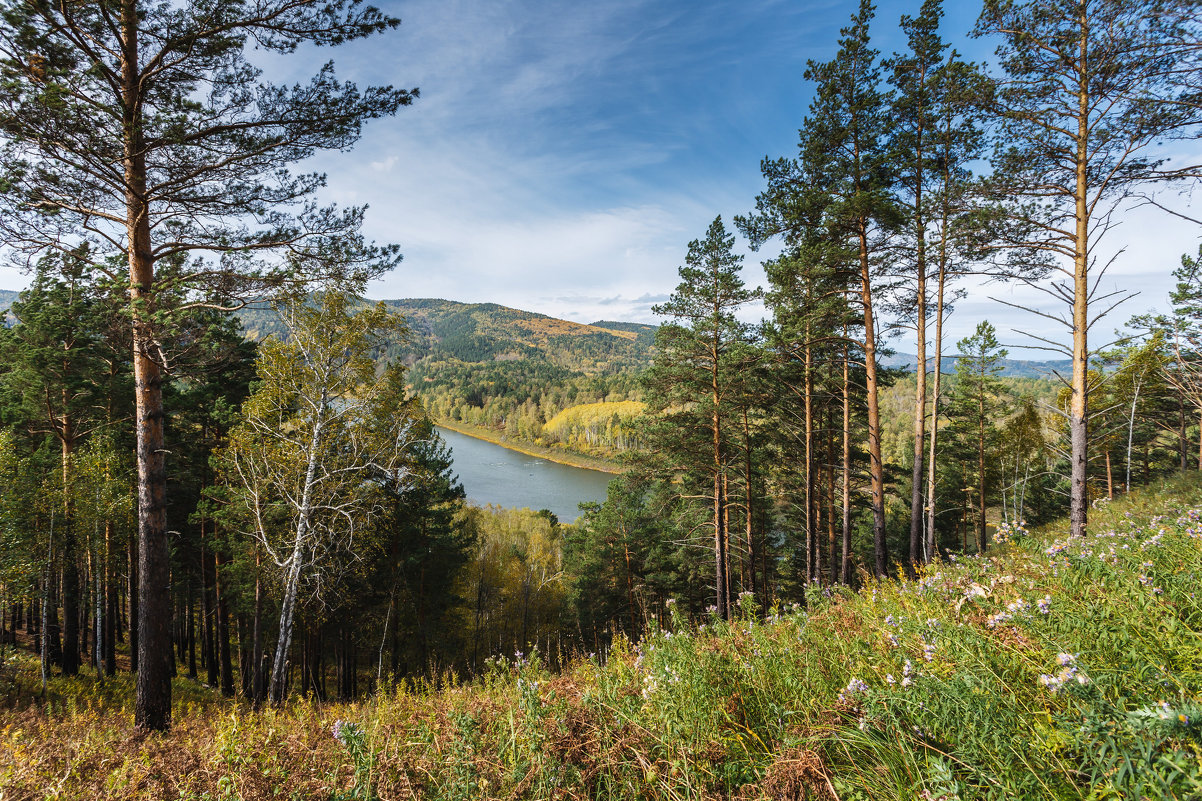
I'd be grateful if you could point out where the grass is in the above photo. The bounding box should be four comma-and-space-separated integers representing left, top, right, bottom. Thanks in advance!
3, 475, 1202, 799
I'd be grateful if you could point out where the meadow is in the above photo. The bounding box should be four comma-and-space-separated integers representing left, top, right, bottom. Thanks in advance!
2, 475, 1201, 800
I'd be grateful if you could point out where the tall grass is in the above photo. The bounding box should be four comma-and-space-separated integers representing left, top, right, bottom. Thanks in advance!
3, 475, 1201, 799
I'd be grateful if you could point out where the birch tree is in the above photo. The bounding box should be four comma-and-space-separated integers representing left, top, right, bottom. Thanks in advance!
222, 291, 416, 705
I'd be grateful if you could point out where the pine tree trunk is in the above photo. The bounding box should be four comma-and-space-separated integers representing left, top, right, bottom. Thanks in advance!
60, 429, 80, 677
804, 326, 815, 586
742, 407, 756, 601
127, 527, 138, 673
1068, 14, 1090, 540
910, 194, 928, 572
712, 344, 728, 620
859, 221, 888, 576
978, 397, 987, 553
104, 521, 116, 675
124, 0, 172, 730
215, 546, 234, 696
841, 331, 852, 585
1105, 450, 1114, 500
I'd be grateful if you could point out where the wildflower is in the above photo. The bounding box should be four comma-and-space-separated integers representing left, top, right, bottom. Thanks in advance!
1037, 596, 1051, 614
1180, 713, 1191, 726
838, 677, 869, 704
922, 642, 936, 662
1057, 653, 1075, 667
332, 720, 361, 746
885, 674, 896, 685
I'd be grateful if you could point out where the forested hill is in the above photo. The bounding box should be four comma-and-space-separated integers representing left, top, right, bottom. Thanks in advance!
237, 297, 657, 372
385, 299, 656, 370
236, 297, 658, 459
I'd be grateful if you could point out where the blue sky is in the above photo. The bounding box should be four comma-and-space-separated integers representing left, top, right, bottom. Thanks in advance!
3, 0, 1197, 356
311, 0, 1200, 355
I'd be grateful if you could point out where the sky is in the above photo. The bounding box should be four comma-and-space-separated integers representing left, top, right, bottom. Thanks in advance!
4, 0, 1200, 357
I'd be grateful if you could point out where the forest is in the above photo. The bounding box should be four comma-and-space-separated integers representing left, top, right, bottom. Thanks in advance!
0, 3, 1200, 797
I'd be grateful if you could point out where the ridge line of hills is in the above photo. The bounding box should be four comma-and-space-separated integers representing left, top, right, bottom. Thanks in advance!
0, 289, 1068, 378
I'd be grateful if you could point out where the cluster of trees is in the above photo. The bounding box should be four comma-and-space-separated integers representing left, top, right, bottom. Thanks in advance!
570, 0, 1202, 629
1, 0, 1201, 731
0, 264, 585, 713
543, 401, 646, 454
0, 0, 417, 730
415, 359, 644, 454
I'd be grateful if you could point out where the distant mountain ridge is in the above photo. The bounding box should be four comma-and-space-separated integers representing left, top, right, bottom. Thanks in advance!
879, 351, 1072, 379
0, 287, 1066, 378
238, 297, 656, 372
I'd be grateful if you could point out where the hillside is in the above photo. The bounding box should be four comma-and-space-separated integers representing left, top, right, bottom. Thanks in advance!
5, 474, 1200, 799
238, 297, 656, 372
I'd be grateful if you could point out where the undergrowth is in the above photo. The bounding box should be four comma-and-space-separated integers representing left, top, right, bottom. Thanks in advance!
3, 475, 1202, 799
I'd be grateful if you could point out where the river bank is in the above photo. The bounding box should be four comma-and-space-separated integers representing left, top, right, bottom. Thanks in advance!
434, 419, 625, 474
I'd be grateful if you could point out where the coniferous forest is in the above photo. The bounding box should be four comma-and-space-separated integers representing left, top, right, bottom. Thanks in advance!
2, 1, 1202, 799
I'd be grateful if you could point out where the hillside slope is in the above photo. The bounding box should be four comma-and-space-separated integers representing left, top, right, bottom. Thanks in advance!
4, 475, 1200, 799
238, 297, 656, 373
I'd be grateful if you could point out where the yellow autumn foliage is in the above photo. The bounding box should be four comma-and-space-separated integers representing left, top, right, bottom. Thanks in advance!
543, 400, 645, 453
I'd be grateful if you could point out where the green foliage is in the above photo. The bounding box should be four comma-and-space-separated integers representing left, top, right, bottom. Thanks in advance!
8, 475, 1202, 799
457, 506, 567, 671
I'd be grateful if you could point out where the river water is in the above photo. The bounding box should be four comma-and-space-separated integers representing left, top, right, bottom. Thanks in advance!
436, 427, 614, 523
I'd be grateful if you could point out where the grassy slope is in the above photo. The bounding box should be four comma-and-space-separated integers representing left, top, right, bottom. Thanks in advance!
3, 476, 1202, 800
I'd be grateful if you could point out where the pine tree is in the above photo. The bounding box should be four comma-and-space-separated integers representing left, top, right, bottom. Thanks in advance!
947, 321, 1008, 552
0, 0, 413, 730
974, 0, 1202, 539
744, 0, 897, 576
644, 217, 760, 620
1, 250, 115, 676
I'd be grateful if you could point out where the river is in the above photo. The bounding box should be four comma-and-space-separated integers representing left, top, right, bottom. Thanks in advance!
436, 427, 614, 523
